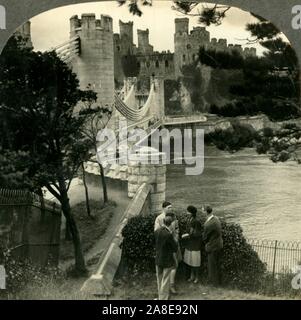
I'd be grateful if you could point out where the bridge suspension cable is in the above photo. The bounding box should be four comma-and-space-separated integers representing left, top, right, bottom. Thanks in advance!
48, 36, 80, 63
114, 83, 155, 122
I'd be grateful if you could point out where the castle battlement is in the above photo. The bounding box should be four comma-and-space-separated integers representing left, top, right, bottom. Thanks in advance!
112, 16, 257, 82
70, 14, 113, 36
175, 17, 189, 35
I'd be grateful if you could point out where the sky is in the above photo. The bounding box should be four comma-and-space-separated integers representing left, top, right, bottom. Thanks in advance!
28, 1, 281, 55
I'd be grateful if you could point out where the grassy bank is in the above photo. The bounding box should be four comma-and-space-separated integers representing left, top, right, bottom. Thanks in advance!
59, 200, 116, 261
13, 270, 295, 300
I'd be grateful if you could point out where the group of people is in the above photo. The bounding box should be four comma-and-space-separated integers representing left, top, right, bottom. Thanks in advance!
154, 201, 223, 300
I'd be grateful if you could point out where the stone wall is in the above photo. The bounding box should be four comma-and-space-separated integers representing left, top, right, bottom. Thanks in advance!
136, 52, 175, 83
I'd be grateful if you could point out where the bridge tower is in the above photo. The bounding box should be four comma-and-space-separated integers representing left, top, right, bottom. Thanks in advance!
70, 14, 114, 106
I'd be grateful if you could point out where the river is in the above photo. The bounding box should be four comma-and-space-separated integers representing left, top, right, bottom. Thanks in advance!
166, 146, 301, 242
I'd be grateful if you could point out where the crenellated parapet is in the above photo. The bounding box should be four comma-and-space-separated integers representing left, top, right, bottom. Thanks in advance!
70, 13, 113, 36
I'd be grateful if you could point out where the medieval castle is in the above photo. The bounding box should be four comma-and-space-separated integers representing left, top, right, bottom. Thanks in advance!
14, 14, 256, 110
113, 17, 256, 85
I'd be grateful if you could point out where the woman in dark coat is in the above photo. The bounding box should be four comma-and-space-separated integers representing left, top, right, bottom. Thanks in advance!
182, 205, 202, 284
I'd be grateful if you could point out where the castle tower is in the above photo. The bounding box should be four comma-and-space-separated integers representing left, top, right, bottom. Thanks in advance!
175, 18, 189, 35
118, 20, 134, 54
70, 14, 114, 106
119, 20, 133, 45
137, 29, 153, 54
174, 18, 190, 78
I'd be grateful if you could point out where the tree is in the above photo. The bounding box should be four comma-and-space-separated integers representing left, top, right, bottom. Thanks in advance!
0, 36, 99, 274
80, 102, 112, 207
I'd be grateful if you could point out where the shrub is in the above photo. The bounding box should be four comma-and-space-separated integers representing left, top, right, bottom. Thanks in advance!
210, 97, 300, 121
205, 122, 258, 152
121, 215, 156, 275
121, 210, 266, 292
0, 248, 64, 298
256, 141, 270, 154
164, 79, 182, 115
262, 127, 274, 137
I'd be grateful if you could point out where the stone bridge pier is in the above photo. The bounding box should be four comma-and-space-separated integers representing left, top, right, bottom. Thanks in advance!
128, 149, 166, 215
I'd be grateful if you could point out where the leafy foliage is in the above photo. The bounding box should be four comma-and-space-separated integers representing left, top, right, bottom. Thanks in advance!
0, 248, 63, 297
0, 36, 97, 193
0, 35, 101, 273
121, 210, 266, 291
117, 0, 152, 17
198, 47, 244, 70
164, 79, 182, 115
255, 123, 301, 163
210, 97, 300, 121
205, 122, 259, 152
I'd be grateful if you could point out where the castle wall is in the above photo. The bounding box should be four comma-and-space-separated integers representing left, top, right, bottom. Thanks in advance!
112, 16, 257, 103
136, 52, 175, 81
174, 18, 256, 78
70, 14, 114, 106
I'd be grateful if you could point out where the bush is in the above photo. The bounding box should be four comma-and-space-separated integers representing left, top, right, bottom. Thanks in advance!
210, 97, 300, 121
205, 122, 258, 152
0, 248, 64, 298
164, 79, 182, 115
121, 215, 156, 275
121, 210, 266, 292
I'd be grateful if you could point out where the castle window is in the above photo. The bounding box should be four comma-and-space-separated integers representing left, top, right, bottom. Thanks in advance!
146, 61, 150, 68
183, 54, 186, 62
155, 60, 159, 68
187, 44, 191, 50
165, 60, 169, 68
117, 46, 120, 52
137, 62, 141, 69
